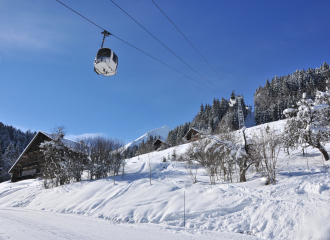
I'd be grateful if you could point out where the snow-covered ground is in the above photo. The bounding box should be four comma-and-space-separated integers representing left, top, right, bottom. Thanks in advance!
1, 120, 330, 239
0, 208, 258, 240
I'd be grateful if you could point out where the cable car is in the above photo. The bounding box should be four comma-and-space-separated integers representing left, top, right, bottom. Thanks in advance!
94, 31, 118, 77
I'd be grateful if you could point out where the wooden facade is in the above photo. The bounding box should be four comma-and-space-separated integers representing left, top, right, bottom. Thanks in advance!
9, 132, 52, 182
184, 128, 202, 142
153, 139, 170, 151
8, 131, 79, 183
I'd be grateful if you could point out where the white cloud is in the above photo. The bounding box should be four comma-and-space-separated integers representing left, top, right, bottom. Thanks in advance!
0, 0, 79, 53
0, 31, 50, 50
65, 133, 106, 141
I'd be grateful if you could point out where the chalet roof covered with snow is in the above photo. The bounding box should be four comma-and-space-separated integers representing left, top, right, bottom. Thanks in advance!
152, 138, 170, 146
8, 131, 80, 173
183, 128, 206, 140
40, 131, 80, 148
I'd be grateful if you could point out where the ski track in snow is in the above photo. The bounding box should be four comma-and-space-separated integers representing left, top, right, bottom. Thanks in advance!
88, 178, 149, 216
1, 120, 330, 239
0, 187, 24, 199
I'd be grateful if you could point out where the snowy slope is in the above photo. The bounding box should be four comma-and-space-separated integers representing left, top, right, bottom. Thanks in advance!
0, 120, 330, 239
123, 125, 171, 150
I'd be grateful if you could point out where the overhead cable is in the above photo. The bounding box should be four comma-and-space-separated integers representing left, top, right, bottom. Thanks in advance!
151, 0, 232, 89
56, 0, 104, 30
55, 0, 222, 94
110, 0, 230, 96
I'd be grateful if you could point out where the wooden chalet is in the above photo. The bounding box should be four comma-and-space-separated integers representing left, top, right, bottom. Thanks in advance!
8, 131, 78, 182
153, 139, 171, 151
183, 128, 203, 142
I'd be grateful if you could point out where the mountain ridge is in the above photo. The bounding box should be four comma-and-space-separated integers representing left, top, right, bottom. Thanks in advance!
123, 125, 171, 150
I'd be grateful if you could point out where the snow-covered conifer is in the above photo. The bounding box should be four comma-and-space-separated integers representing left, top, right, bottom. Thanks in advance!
0, 147, 10, 182
283, 91, 330, 160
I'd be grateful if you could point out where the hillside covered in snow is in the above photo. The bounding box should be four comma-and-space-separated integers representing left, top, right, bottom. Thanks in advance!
1, 120, 330, 239
123, 125, 171, 150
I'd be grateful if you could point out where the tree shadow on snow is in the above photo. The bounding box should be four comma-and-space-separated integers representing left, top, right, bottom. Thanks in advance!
278, 170, 325, 178
295, 152, 321, 158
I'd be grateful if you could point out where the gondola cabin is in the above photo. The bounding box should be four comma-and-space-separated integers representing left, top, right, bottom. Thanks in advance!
94, 48, 118, 76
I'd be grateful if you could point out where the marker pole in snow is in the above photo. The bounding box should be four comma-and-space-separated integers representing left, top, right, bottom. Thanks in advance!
184, 191, 185, 228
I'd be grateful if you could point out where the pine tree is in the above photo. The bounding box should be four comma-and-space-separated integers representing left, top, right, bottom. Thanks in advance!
265, 79, 270, 90
271, 104, 278, 121
208, 119, 215, 134
171, 149, 177, 161
0, 143, 16, 182
219, 97, 228, 120
199, 104, 204, 116
3, 142, 16, 166
0, 147, 9, 182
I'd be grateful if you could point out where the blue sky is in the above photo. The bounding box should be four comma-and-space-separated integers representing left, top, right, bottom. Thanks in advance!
1, 0, 330, 143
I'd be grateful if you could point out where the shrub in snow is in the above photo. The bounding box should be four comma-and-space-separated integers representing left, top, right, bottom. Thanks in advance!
40, 132, 87, 188
40, 128, 124, 188
183, 149, 200, 184
82, 137, 124, 180
249, 126, 281, 184
283, 91, 330, 161
185, 128, 258, 184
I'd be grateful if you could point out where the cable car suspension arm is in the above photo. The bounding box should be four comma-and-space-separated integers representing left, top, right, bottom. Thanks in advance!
101, 30, 112, 48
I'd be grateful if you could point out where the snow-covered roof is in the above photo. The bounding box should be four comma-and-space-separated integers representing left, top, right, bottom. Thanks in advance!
41, 131, 80, 149
183, 128, 199, 138
153, 138, 170, 146
283, 108, 296, 115
183, 128, 208, 140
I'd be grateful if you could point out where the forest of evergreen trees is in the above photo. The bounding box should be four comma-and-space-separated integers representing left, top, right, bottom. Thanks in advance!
0, 122, 36, 154
254, 62, 330, 125
167, 92, 250, 147
165, 63, 330, 148
0, 122, 36, 182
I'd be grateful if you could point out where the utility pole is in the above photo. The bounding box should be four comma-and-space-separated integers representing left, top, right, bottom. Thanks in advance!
184, 191, 185, 228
